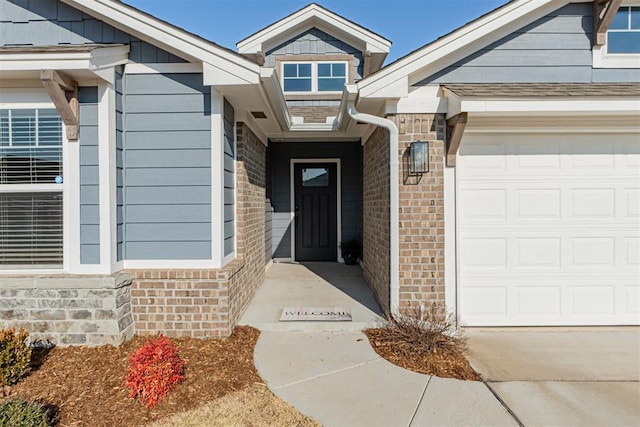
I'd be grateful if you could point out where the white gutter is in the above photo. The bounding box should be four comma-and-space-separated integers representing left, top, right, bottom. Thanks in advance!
343, 84, 400, 315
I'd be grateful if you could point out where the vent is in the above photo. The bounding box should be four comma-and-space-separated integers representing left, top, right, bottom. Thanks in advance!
251, 111, 267, 119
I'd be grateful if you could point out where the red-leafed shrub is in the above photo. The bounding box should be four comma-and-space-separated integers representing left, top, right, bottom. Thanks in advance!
125, 335, 185, 408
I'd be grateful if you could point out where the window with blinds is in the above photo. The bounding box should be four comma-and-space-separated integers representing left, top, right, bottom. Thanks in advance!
0, 109, 63, 268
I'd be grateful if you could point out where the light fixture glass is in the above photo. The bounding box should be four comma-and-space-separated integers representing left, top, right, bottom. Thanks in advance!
409, 141, 429, 174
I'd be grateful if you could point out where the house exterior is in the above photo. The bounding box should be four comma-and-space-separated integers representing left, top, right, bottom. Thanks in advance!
0, 0, 638, 345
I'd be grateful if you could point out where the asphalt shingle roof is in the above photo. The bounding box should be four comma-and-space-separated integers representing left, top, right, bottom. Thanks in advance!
443, 83, 640, 97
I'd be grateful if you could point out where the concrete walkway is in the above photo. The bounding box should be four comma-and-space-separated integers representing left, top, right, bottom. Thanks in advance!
255, 331, 517, 427
239, 262, 384, 331
242, 264, 640, 426
466, 328, 640, 427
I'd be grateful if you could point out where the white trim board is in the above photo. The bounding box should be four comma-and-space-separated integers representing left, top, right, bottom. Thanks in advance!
123, 63, 203, 74
211, 88, 225, 268
237, 3, 391, 55
289, 158, 343, 263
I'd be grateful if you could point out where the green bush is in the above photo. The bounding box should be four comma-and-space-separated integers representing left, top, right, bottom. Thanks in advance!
0, 328, 31, 387
0, 400, 54, 427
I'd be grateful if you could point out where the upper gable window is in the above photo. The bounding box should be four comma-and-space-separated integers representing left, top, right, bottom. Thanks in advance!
607, 6, 640, 53
282, 61, 347, 93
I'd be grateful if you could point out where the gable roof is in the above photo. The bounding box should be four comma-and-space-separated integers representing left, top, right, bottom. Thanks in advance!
237, 3, 391, 70
60, 0, 261, 85
357, 0, 572, 98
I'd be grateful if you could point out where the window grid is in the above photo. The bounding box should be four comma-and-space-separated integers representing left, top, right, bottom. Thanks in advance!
0, 108, 63, 268
281, 61, 348, 93
607, 6, 640, 54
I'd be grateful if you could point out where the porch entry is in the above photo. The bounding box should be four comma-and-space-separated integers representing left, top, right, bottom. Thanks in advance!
293, 162, 338, 261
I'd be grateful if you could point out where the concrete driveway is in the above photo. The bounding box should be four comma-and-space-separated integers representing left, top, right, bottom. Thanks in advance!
465, 328, 640, 427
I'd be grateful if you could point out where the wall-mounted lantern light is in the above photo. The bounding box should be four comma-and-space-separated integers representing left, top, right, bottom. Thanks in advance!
409, 141, 429, 174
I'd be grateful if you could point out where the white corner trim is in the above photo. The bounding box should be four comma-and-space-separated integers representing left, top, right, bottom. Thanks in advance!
211, 89, 224, 268
62, 116, 75, 274
124, 63, 203, 74
593, 45, 640, 68
290, 159, 343, 263
443, 166, 457, 317
98, 82, 116, 274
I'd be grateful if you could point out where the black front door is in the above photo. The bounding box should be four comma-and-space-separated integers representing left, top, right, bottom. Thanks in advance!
294, 163, 337, 261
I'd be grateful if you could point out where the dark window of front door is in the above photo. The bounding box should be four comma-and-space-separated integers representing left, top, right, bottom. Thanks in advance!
294, 163, 337, 261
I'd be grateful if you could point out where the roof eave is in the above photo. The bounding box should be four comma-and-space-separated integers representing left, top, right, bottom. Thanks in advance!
358, 0, 569, 99
60, 0, 261, 85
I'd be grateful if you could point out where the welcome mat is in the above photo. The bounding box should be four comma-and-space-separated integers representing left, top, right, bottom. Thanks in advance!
280, 307, 352, 322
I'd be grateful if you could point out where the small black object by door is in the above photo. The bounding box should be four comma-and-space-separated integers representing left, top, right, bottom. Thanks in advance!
294, 163, 337, 261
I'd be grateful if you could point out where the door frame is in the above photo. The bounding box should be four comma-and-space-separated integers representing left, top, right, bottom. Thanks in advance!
290, 158, 342, 262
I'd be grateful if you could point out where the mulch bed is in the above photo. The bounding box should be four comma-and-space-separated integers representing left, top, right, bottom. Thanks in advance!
364, 328, 482, 381
2, 326, 261, 427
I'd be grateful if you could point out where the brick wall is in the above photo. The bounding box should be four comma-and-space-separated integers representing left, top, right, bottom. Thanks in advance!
129, 123, 267, 339
128, 268, 234, 338
390, 114, 447, 311
362, 126, 391, 313
0, 274, 134, 346
228, 123, 267, 327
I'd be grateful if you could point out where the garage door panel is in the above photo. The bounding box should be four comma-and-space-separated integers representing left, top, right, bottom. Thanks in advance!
460, 238, 506, 268
570, 140, 615, 169
618, 140, 640, 168
570, 188, 615, 218
458, 133, 639, 326
459, 142, 506, 170
461, 287, 507, 317
517, 189, 561, 219
625, 286, 640, 314
516, 141, 561, 169
571, 237, 615, 267
517, 286, 561, 315
516, 237, 561, 268
625, 189, 640, 217
625, 237, 639, 266
460, 189, 506, 219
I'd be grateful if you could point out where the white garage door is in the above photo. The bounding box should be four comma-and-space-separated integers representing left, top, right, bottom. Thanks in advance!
457, 133, 640, 326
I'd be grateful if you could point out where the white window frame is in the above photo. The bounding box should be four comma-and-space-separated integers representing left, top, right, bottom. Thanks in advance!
281, 61, 349, 94
593, 4, 640, 68
0, 101, 68, 273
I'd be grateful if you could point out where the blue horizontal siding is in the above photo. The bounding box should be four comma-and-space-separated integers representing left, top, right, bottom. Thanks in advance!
417, 3, 640, 85
122, 73, 212, 260
0, 0, 185, 63
78, 87, 100, 265
223, 98, 235, 257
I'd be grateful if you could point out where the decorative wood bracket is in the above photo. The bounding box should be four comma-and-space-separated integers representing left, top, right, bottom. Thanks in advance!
594, 0, 623, 46
40, 70, 79, 141
446, 112, 468, 167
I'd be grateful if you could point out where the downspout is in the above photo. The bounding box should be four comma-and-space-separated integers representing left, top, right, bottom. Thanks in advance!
344, 85, 400, 316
